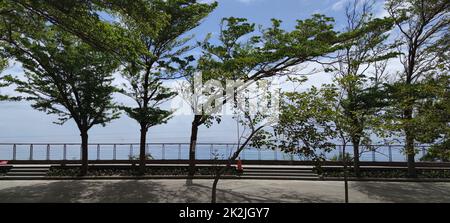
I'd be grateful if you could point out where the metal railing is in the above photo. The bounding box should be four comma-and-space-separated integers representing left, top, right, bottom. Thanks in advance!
0, 143, 432, 162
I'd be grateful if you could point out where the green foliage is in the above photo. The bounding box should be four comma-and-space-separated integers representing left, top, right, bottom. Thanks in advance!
4, 27, 120, 130
414, 75, 450, 161
330, 153, 354, 162
383, 0, 449, 137
194, 13, 364, 130
320, 167, 450, 179
119, 76, 176, 128
325, 1, 396, 150
0, 70, 10, 101
129, 153, 154, 161
48, 166, 240, 177
118, 0, 216, 129
274, 85, 339, 161
5, 0, 145, 60
1, 0, 44, 101
199, 14, 348, 83
0, 56, 7, 71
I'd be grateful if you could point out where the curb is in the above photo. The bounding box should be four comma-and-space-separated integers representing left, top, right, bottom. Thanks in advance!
0, 175, 242, 181
320, 177, 450, 182
2, 175, 450, 182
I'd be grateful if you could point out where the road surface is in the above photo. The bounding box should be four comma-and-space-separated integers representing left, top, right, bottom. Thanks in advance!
0, 179, 449, 203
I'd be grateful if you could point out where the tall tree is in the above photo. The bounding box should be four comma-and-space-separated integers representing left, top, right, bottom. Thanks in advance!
327, 0, 395, 176
4, 27, 120, 175
415, 75, 450, 161
116, 0, 216, 174
270, 80, 350, 202
0, 47, 9, 101
7, 0, 152, 58
385, 0, 449, 177
415, 33, 449, 161
1, 0, 42, 101
186, 14, 359, 180
0, 71, 9, 101
210, 80, 278, 203
275, 84, 340, 163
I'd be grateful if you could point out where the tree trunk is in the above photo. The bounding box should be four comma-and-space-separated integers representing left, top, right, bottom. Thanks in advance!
342, 144, 349, 203
405, 129, 417, 178
80, 130, 89, 176
212, 165, 229, 203
139, 125, 148, 175
211, 126, 263, 203
352, 138, 361, 178
404, 107, 417, 178
188, 115, 201, 180
211, 174, 220, 203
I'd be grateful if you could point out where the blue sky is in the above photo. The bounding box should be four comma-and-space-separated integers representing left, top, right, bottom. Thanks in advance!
0, 0, 391, 143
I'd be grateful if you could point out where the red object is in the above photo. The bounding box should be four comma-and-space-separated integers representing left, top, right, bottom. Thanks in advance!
0, 160, 8, 165
236, 158, 243, 171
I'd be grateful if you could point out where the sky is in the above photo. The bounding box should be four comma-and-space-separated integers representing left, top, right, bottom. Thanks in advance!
0, 0, 395, 144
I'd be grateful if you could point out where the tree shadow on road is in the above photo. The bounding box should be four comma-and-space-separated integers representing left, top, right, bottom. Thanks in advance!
351, 182, 450, 203
0, 180, 162, 203
0, 180, 344, 203
187, 182, 342, 203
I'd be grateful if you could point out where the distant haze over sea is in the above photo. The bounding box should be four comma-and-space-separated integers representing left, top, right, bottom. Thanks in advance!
0, 101, 241, 143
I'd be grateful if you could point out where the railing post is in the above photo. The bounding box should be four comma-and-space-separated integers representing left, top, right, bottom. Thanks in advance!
1, 143, 430, 163
63, 144, 67, 160
97, 144, 100, 160
46, 144, 50, 160
210, 144, 213, 160
372, 149, 376, 162
129, 144, 133, 160
388, 145, 392, 162
80, 145, 82, 160
146, 144, 149, 156
29, 144, 33, 160
162, 144, 165, 160
113, 144, 117, 160
12, 144, 16, 160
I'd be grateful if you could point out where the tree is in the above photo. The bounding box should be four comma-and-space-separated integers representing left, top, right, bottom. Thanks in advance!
274, 83, 340, 164
416, 75, 450, 161
0, 74, 9, 101
385, 0, 449, 177
187, 14, 359, 180
7, 0, 151, 58
276, 81, 360, 202
0, 51, 9, 101
4, 27, 120, 175
116, 0, 216, 174
414, 33, 449, 161
210, 80, 278, 203
326, 0, 395, 177
1, 0, 42, 101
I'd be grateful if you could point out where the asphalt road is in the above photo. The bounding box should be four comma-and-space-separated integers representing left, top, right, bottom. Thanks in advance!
0, 179, 449, 203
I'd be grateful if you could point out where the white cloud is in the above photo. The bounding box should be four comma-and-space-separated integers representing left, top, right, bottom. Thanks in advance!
198, 0, 216, 3
374, 1, 389, 18
198, 0, 260, 4
331, 0, 350, 12
236, 0, 258, 4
